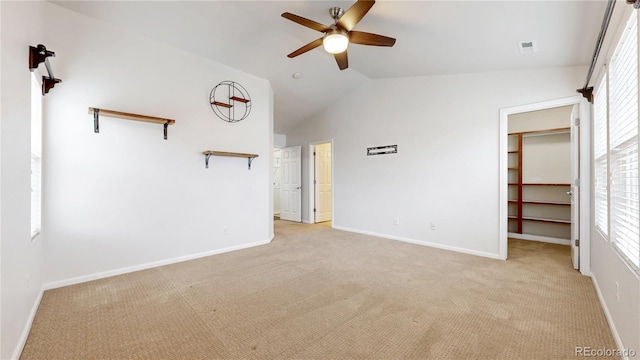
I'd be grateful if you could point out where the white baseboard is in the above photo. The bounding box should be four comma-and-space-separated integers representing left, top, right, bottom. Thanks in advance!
508, 232, 571, 246
43, 238, 273, 290
590, 275, 629, 360
12, 289, 44, 360
332, 226, 501, 260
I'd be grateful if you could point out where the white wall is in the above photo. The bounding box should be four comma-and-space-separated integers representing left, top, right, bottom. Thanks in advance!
41, 3, 272, 286
0, 2, 47, 359
274, 133, 286, 148
508, 105, 572, 133
1, 2, 273, 357
288, 66, 585, 258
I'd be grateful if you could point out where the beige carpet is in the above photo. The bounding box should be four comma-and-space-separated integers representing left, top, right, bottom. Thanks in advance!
21, 221, 617, 359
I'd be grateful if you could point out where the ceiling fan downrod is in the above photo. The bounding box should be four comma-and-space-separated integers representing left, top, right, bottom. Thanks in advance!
329, 7, 344, 24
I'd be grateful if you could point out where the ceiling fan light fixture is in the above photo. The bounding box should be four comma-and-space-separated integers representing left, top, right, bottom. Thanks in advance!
323, 30, 349, 54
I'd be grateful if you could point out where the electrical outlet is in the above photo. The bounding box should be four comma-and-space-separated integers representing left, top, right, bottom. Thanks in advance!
430, 223, 436, 230
394, 217, 400, 225
615, 281, 620, 302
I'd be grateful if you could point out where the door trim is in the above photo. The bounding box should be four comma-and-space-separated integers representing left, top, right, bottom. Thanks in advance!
308, 139, 334, 225
499, 96, 591, 275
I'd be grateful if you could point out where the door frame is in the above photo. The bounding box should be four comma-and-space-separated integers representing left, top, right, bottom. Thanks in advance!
499, 96, 591, 275
308, 139, 334, 225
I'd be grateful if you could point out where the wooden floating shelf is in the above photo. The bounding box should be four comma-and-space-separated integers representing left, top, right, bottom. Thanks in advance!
211, 97, 250, 109
88, 108, 175, 125
89, 107, 175, 140
230, 96, 250, 103
211, 101, 233, 109
202, 150, 259, 170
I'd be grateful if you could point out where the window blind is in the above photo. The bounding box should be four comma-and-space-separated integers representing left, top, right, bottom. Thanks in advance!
594, 76, 608, 236
608, 14, 639, 267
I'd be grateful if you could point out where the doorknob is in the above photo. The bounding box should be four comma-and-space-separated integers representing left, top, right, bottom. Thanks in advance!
296, 186, 301, 190
566, 191, 572, 196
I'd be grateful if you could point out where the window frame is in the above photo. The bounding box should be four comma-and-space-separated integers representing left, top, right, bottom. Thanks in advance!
593, 11, 640, 271
30, 71, 43, 241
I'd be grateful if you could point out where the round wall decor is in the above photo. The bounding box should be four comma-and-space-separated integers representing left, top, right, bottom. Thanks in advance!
209, 80, 252, 123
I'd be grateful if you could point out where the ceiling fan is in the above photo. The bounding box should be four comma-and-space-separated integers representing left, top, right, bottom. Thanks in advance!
282, 0, 396, 70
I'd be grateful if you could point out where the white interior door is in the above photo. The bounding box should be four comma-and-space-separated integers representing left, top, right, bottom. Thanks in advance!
570, 104, 580, 270
280, 146, 302, 222
314, 143, 332, 223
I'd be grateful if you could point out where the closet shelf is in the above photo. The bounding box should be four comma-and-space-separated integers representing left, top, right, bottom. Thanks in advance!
507, 128, 572, 239
508, 127, 571, 136
89, 107, 175, 140
522, 216, 571, 224
202, 150, 259, 170
522, 183, 571, 186
509, 200, 571, 206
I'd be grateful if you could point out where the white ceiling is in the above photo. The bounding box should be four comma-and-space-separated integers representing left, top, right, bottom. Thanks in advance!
51, 0, 607, 133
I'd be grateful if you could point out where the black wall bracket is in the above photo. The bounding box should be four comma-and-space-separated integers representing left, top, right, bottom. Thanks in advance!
29, 44, 62, 96
204, 153, 213, 169
576, 87, 594, 103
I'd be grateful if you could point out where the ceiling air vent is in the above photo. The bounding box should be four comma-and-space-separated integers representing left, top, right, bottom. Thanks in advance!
519, 41, 537, 54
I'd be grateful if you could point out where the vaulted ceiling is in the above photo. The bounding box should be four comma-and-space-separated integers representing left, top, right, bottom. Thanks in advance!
52, 1, 607, 133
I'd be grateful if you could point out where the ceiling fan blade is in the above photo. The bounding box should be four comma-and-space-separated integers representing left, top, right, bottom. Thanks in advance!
282, 12, 331, 33
287, 38, 324, 58
349, 31, 396, 47
334, 51, 349, 70
337, 0, 375, 32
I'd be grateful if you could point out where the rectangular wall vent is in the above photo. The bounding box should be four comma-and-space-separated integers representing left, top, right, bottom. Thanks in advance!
519, 41, 537, 54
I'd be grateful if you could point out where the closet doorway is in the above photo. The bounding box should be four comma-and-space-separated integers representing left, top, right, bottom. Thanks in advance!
499, 96, 590, 275
508, 106, 573, 245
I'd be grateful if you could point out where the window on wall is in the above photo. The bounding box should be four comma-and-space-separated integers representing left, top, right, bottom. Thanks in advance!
594, 13, 639, 269
31, 72, 42, 240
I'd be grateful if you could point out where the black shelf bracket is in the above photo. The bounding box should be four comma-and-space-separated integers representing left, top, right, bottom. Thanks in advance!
204, 153, 213, 169
163, 122, 169, 140
93, 108, 100, 133
29, 44, 61, 95
247, 156, 256, 170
